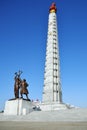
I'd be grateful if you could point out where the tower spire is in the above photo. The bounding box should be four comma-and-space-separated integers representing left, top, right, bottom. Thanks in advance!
49, 3, 57, 13
42, 3, 62, 103
40, 3, 69, 111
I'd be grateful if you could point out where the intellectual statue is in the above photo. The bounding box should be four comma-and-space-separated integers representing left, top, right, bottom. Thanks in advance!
20, 79, 29, 99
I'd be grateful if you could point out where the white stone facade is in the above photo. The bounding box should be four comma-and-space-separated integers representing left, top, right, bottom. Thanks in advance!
40, 102, 69, 111
42, 8, 62, 103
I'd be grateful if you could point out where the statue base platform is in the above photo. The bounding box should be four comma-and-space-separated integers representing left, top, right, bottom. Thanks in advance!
40, 102, 70, 111
4, 98, 34, 115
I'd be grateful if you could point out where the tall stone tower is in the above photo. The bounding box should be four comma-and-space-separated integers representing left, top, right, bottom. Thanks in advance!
42, 3, 62, 104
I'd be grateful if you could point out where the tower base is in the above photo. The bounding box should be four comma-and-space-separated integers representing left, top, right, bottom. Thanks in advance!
40, 102, 70, 111
4, 98, 34, 115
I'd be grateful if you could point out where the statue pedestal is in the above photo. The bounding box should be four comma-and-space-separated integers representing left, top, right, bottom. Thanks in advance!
4, 98, 34, 115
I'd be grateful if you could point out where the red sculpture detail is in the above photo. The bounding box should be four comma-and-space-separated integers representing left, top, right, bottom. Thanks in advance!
49, 3, 57, 13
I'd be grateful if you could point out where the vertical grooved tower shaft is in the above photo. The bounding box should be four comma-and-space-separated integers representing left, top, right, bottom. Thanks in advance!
42, 3, 62, 103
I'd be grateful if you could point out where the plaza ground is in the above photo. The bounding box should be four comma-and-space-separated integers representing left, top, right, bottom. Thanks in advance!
0, 121, 87, 130
0, 108, 87, 130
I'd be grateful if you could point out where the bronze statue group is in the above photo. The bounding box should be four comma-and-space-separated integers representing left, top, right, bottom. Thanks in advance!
14, 70, 30, 100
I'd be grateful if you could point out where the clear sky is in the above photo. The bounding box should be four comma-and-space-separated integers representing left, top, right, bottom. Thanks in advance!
0, 0, 87, 110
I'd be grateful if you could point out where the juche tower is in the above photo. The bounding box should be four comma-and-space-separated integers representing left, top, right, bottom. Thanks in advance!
42, 3, 62, 104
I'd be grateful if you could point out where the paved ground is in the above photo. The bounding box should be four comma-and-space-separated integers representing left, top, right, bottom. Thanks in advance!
0, 121, 87, 130
0, 108, 87, 130
0, 108, 87, 121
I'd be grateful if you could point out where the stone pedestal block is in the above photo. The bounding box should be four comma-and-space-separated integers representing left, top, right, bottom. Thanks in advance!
4, 99, 34, 115
40, 102, 70, 111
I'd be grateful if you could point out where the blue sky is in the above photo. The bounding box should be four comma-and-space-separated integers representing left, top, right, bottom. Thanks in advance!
0, 0, 87, 110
